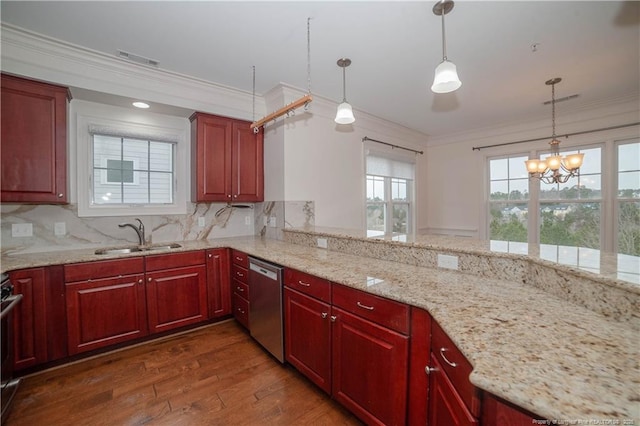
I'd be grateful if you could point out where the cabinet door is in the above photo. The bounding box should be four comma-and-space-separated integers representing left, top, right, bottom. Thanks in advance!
428, 354, 478, 426
231, 121, 263, 202
10, 268, 47, 370
1, 74, 69, 203
190, 113, 232, 202
284, 287, 332, 394
146, 265, 208, 333
482, 393, 540, 426
66, 274, 147, 355
332, 306, 409, 426
206, 248, 231, 318
408, 307, 432, 425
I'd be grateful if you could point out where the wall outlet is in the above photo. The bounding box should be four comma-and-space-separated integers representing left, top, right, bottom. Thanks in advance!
12, 223, 33, 238
437, 254, 459, 270
317, 238, 328, 249
198, 217, 205, 227
54, 222, 66, 236
263, 217, 269, 226
245, 215, 251, 226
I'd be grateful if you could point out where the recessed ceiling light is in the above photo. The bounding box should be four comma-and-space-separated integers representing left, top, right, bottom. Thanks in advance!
132, 101, 150, 109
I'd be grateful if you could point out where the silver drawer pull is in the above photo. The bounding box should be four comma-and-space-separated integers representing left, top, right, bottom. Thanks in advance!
321, 312, 328, 319
237, 272, 244, 277
424, 366, 438, 375
236, 286, 244, 292
439, 348, 458, 367
236, 256, 243, 261
356, 301, 374, 311
298, 280, 311, 287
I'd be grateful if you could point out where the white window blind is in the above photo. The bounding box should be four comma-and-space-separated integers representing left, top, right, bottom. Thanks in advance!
365, 147, 415, 180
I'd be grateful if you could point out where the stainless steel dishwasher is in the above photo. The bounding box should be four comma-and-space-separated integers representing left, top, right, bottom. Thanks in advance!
248, 257, 284, 363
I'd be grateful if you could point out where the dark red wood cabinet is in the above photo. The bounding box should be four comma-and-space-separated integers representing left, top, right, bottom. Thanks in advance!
284, 287, 332, 394
408, 307, 432, 425
64, 258, 147, 355
482, 393, 542, 426
206, 248, 231, 318
1, 74, 70, 203
428, 353, 478, 426
190, 112, 264, 202
10, 268, 47, 370
230, 250, 250, 329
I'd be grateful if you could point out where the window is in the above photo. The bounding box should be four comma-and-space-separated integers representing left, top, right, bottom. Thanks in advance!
617, 141, 640, 256
488, 155, 529, 243
92, 134, 175, 205
76, 107, 187, 217
487, 139, 640, 261
365, 147, 415, 236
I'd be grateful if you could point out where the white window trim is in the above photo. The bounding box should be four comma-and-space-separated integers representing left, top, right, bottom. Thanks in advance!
77, 113, 187, 217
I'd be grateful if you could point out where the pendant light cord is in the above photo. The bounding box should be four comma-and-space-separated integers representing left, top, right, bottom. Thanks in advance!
551, 81, 556, 138
441, 9, 448, 61
342, 66, 347, 102
307, 17, 312, 95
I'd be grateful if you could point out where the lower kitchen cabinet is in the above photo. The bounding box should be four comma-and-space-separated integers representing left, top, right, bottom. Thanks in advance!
231, 250, 250, 329
65, 258, 147, 355
428, 353, 478, 426
408, 307, 432, 425
10, 268, 47, 370
145, 251, 208, 334
332, 306, 409, 426
482, 393, 541, 426
206, 248, 231, 318
284, 287, 332, 394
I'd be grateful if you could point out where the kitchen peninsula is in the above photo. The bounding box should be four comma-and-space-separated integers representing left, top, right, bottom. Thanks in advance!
2, 227, 638, 423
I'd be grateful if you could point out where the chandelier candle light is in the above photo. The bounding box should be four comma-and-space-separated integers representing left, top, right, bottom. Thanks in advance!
335, 58, 355, 124
525, 78, 584, 184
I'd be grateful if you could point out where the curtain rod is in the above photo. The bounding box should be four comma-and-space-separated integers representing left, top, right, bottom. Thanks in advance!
471, 122, 640, 151
362, 136, 424, 155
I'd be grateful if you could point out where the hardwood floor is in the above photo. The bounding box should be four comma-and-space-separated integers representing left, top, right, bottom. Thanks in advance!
5, 320, 363, 425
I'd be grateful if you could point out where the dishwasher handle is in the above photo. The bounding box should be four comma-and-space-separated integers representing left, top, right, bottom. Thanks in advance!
249, 258, 282, 281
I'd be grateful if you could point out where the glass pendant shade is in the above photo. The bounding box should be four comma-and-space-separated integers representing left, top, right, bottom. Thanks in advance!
335, 102, 355, 124
564, 153, 584, 170
431, 60, 462, 94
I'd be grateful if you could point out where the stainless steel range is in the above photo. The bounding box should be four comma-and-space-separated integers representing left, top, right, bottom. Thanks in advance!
1, 272, 22, 423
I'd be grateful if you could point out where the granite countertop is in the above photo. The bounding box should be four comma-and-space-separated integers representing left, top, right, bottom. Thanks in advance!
2, 237, 639, 422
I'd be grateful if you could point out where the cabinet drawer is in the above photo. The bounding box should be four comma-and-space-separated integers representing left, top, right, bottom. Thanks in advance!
145, 250, 205, 272
233, 281, 249, 299
64, 257, 144, 282
231, 264, 248, 284
231, 249, 249, 268
232, 292, 249, 329
284, 268, 331, 303
431, 320, 480, 417
332, 284, 409, 335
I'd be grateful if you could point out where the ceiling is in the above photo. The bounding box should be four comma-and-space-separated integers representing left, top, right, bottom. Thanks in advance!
1, 1, 638, 137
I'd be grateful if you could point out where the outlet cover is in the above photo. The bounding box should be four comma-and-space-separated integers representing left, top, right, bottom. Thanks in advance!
269, 217, 277, 227
317, 238, 328, 249
437, 254, 459, 270
245, 215, 251, 226
198, 217, 205, 227
54, 222, 66, 236
12, 223, 33, 237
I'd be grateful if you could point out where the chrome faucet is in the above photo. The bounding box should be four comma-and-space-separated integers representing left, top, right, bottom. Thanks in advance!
118, 218, 145, 245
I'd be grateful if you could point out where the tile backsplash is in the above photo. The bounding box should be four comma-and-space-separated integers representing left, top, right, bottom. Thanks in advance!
1, 200, 314, 255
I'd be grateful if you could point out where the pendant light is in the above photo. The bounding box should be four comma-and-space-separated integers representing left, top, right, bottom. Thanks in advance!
431, 0, 462, 94
524, 78, 585, 184
335, 58, 355, 124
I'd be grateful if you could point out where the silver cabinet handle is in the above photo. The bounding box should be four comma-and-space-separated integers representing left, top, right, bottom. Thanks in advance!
58, 193, 64, 198
208, 253, 212, 258
138, 279, 143, 285
236, 286, 244, 292
0, 294, 23, 320
228, 194, 232, 198
298, 280, 311, 287
357, 301, 374, 311
425, 365, 437, 375
235, 256, 243, 261
148, 277, 152, 282
237, 307, 245, 314
439, 348, 458, 367
321, 312, 328, 319
237, 272, 244, 277
330, 315, 337, 322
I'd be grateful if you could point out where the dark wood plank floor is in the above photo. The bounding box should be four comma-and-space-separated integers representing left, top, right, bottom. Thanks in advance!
5, 320, 363, 425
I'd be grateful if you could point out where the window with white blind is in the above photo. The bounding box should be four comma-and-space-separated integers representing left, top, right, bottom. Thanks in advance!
365, 147, 415, 237
76, 108, 187, 217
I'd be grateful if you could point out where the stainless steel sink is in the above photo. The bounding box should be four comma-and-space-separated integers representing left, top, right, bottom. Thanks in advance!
94, 246, 142, 255
94, 243, 181, 255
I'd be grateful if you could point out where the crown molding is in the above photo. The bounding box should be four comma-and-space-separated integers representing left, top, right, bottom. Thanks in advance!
0, 23, 266, 120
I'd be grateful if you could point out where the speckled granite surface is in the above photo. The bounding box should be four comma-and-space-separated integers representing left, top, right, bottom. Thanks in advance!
1, 236, 638, 422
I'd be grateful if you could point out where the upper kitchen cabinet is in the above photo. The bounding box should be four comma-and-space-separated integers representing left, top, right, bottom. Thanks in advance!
1, 74, 70, 203
190, 112, 264, 203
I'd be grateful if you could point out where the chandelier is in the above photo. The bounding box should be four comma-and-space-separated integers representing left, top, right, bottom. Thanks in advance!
525, 78, 584, 184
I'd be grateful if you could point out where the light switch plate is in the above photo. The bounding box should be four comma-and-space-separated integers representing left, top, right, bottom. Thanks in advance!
437, 254, 459, 270
245, 215, 251, 226
198, 217, 205, 227
269, 217, 277, 227
317, 238, 328, 249
54, 222, 66, 236
12, 223, 33, 237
